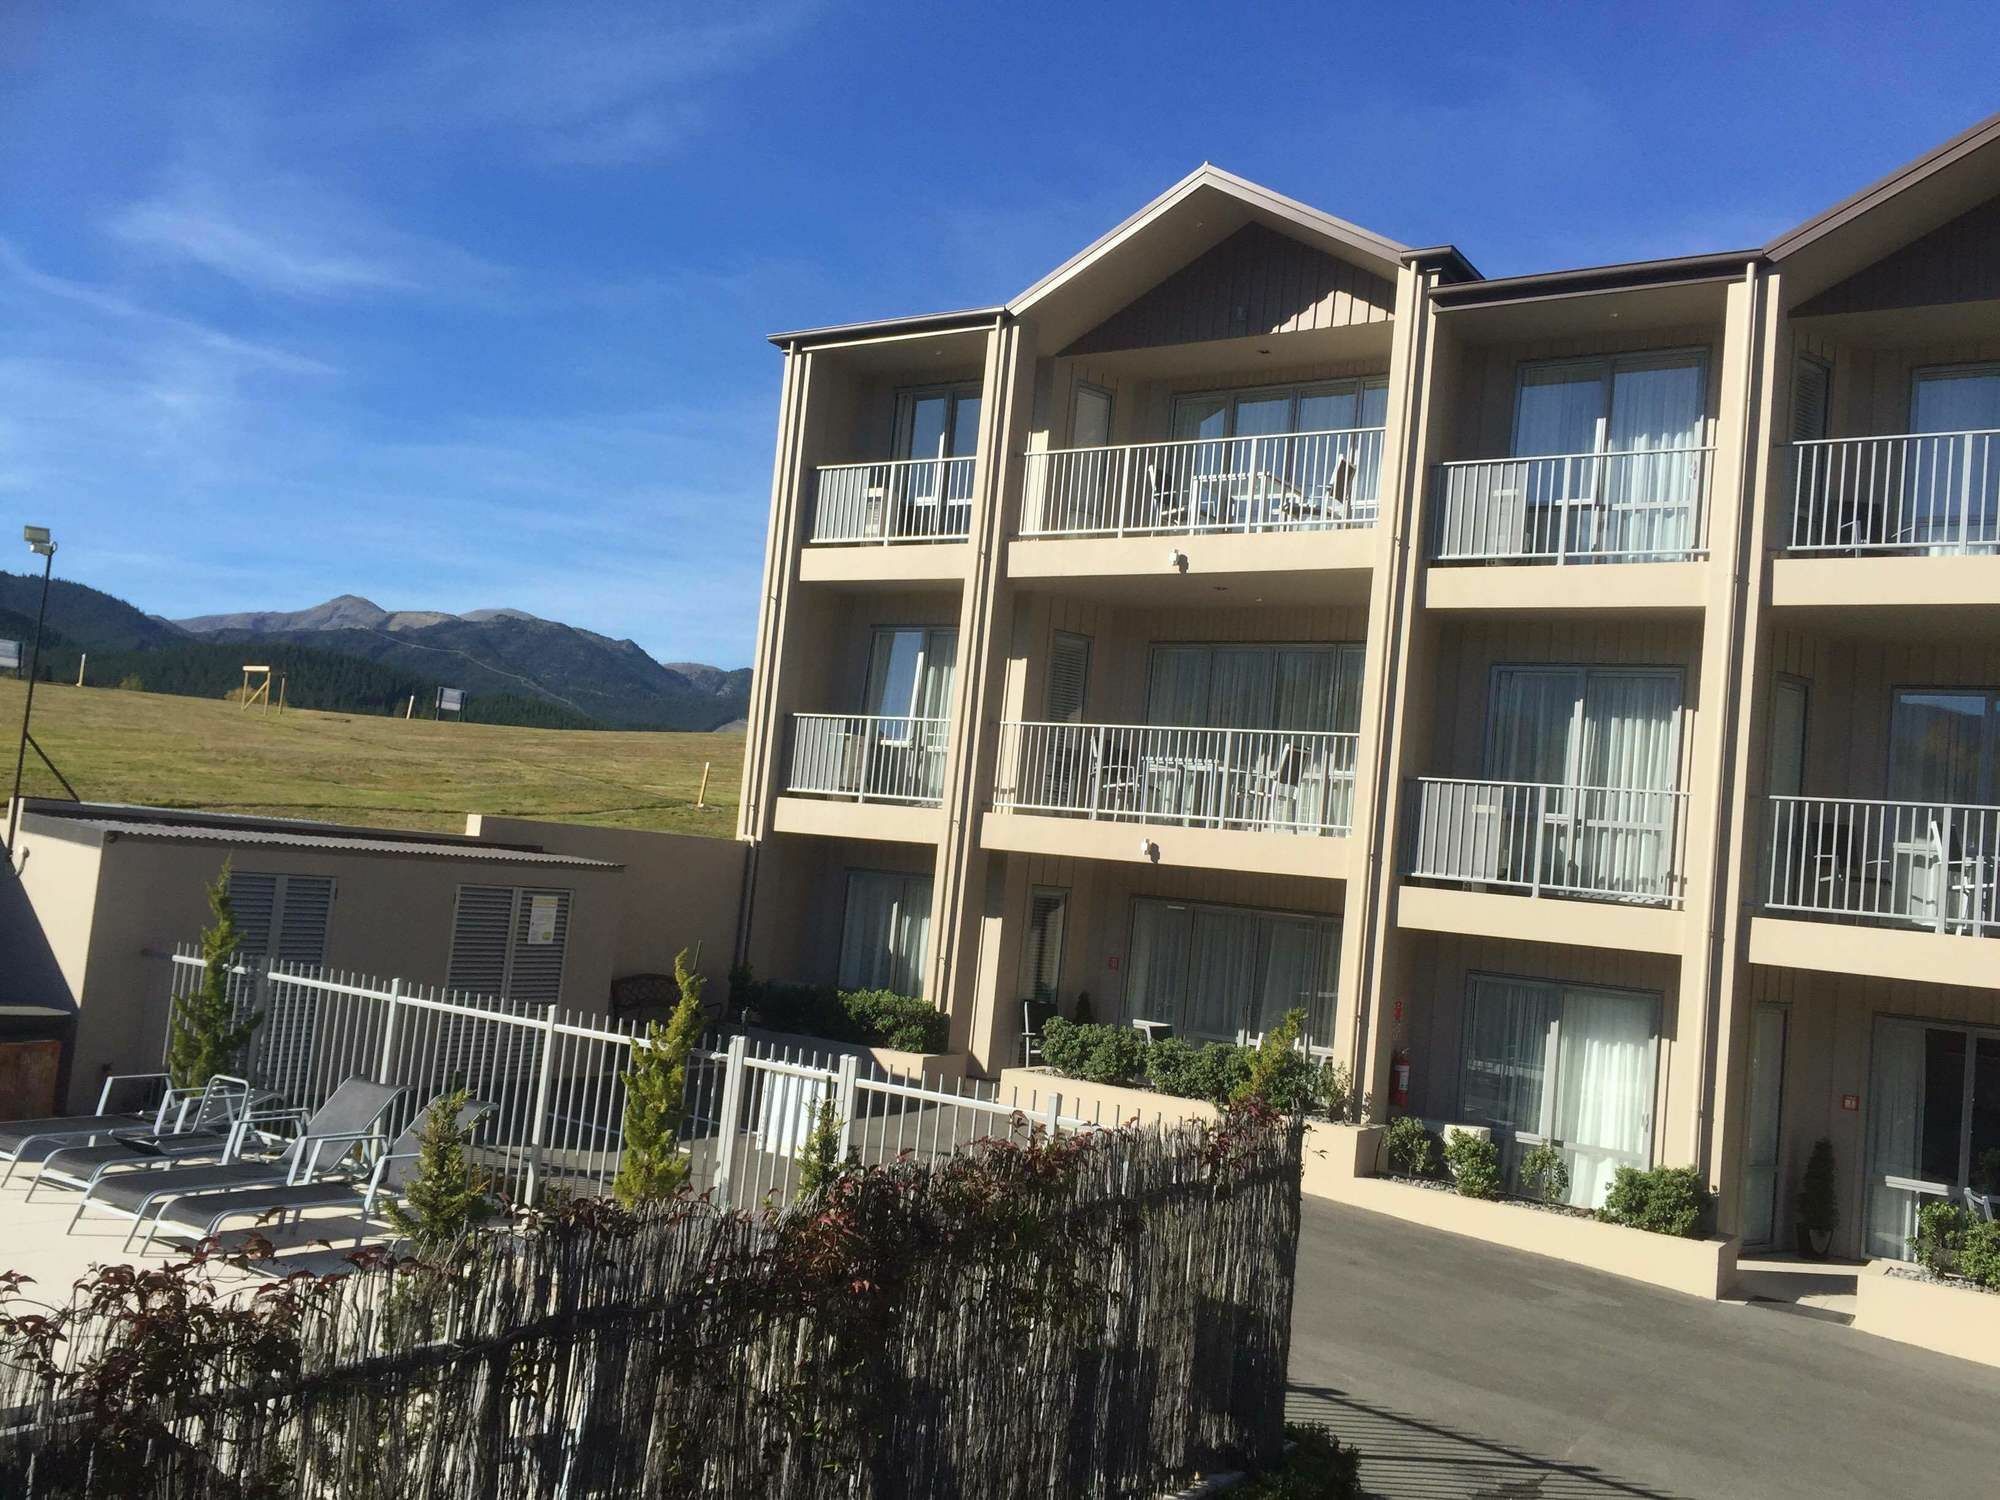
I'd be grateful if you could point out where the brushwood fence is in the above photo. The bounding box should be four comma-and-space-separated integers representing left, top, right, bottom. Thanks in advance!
0, 1114, 1305, 1500
168, 947, 1167, 1212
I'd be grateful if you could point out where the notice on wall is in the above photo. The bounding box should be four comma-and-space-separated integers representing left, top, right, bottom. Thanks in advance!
526, 894, 559, 946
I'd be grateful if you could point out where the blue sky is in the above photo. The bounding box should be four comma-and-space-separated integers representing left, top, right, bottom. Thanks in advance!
1, 2, 1995, 666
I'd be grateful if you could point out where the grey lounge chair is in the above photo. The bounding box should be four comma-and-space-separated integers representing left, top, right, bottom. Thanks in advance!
1, 1073, 245, 1187
70, 1077, 406, 1251
142, 1097, 496, 1253
27, 1075, 267, 1201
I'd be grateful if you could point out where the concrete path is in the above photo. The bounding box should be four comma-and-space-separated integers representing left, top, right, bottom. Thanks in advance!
1290, 1199, 2000, 1500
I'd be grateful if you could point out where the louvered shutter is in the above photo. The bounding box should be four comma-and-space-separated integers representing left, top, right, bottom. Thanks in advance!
505, 889, 570, 1007
227, 873, 278, 961
447, 886, 517, 1000
1045, 632, 1091, 723
224, 872, 333, 1098
274, 878, 333, 964
1792, 357, 1831, 443
1023, 888, 1069, 1001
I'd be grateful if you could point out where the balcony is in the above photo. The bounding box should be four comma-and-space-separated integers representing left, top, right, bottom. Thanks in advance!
1022, 427, 1383, 539
1764, 795, 1998, 936
1785, 430, 2000, 568
1406, 776, 1689, 906
786, 713, 949, 805
984, 721, 1358, 877
808, 457, 975, 545
1431, 448, 1714, 567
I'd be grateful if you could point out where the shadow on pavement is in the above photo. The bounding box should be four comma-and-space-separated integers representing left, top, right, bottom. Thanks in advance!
1287, 1384, 1690, 1500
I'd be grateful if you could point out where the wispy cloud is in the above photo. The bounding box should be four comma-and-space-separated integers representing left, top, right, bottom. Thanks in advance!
324, 1, 817, 165
107, 169, 506, 300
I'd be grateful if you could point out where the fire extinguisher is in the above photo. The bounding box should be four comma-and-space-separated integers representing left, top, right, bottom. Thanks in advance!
1390, 1048, 1411, 1110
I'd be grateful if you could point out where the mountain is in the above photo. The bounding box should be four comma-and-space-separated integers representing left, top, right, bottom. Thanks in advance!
0, 573, 187, 652
175, 595, 749, 731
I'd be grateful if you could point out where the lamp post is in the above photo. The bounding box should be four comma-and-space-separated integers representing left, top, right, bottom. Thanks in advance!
6, 525, 56, 856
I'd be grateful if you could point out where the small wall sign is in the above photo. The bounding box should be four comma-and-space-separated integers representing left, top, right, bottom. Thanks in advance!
1106, 955, 1119, 971
1840, 1093, 1860, 1112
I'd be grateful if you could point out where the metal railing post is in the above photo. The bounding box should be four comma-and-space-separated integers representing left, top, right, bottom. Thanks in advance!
377, 978, 403, 1085
1043, 1089, 1063, 1138
524, 1002, 559, 1207
833, 1053, 859, 1164
712, 1034, 749, 1211
1530, 786, 1546, 898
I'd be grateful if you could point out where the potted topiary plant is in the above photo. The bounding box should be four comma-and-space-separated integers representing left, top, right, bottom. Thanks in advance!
1795, 1137, 1837, 1258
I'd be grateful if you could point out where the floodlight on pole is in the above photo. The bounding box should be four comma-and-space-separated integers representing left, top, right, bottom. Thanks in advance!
6, 525, 57, 858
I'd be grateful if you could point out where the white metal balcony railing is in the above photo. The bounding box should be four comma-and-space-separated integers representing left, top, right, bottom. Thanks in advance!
992, 722, 1359, 836
786, 714, 950, 806
1021, 428, 1385, 538
1432, 448, 1714, 564
809, 456, 976, 545
1788, 431, 2000, 554
1764, 795, 1999, 936
1407, 777, 1689, 906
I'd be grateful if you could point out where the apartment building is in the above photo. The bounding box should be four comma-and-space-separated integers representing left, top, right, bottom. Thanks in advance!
737, 114, 2000, 1264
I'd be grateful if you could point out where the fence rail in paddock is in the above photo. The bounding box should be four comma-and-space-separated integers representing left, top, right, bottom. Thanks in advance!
785, 712, 950, 805
1788, 430, 2000, 554
1763, 795, 2000, 936
993, 720, 1359, 835
809, 455, 976, 544
169, 947, 1154, 1213
1406, 776, 1690, 906
1431, 446, 1714, 564
1021, 426, 1384, 537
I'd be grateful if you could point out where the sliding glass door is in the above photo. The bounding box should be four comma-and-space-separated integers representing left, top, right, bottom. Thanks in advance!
863, 626, 956, 800
1459, 974, 1661, 1209
1886, 689, 2000, 928
1512, 353, 1707, 558
895, 385, 980, 534
1866, 1017, 2000, 1259
1909, 366, 2000, 551
838, 870, 933, 998
1124, 897, 1339, 1044
1486, 666, 1683, 897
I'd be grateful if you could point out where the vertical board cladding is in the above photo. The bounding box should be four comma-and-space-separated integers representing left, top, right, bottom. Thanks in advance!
1063, 222, 1393, 358
1794, 196, 2000, 319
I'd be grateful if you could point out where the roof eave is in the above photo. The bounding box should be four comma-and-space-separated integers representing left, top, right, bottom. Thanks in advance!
766, 306, 1008, 349
1767, 109, 2000, 261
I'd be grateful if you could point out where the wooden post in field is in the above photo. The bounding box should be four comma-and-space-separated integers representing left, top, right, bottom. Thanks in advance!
696, 760, 711, 808
405, 695, 415, 720
277, 675, 288, 714
240, 665, 272, 714
75, 654, 86, 687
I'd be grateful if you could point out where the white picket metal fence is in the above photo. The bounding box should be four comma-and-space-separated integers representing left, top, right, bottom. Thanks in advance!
786, 712, 950, 805
1764, 795, 2000, 936
809, 456, 976, 544
993, 721, 1358, 835
1406, 776, 1689, 906
1020, 427, 1384, 537
1788, 431, 2000, 554
1431, 447, 1713, 564
167, 947, 1141, 1214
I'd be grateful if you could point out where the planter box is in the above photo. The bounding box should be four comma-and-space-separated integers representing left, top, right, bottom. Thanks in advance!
1853, 1260, 2000, 1369
741, 1027, 968, 1087
994, 1068, 1217, 1127
1317, 1174, 1739, 1300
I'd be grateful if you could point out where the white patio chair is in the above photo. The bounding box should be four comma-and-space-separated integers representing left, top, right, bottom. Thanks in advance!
1966, 1187, 1998, 1223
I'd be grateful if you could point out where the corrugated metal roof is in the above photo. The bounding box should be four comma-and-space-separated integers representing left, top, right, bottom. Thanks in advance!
70, 818, 621, 869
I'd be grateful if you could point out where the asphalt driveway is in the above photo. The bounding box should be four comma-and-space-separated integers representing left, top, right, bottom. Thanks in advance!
1289, 1199, 2000, 1499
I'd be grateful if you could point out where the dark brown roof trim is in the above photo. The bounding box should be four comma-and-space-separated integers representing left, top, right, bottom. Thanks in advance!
1432, 250, 1760, 308
767, 306, 1008, 348
1400, 245, 1482, 284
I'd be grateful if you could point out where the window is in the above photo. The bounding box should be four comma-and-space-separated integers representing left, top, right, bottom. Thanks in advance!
838, 871, 933, 997
1071, 383, 1113, 448
1459, 974, 1660, 1210
1022, 888, 1069, 1001
1144, 643, 1364, 731
865, 626, 958, 722
448, 886, 572, 1007
1170, 378, 1387, 440
1124, 897, 1339, 1044
896, 385, 981, 461
1888, 689, 2000, 805
1045, 632, 1091, 723
1767, 677, 1809, 799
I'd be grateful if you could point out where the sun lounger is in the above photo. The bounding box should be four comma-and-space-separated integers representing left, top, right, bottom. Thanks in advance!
69, 1077, 406, 1251
143, 1097, 496, 1252
27, 1075, 270, 1201
1, 1073, 250, 1187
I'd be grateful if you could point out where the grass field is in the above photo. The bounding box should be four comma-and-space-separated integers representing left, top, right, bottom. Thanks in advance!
0, 679, 742, 838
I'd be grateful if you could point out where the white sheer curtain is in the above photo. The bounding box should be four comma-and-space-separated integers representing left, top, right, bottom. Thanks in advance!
1146, 648, 1209, 727
1124, 900, 1190, 1024
1206, 648, 1274, 728
1553, 989, 1658, 1209
1604, 358, 1705, 556
1515, 366, 1604, 457
838, 872, 932, 996
1459, 976, 1553, 1135
1911, 369, 2000, 548
1577, 672, 1682, 897
1865, 1019, 1926, 1260
1254, 916, 1339, 1043
1486, 668, 1581, 783
1186, 908, 1257, 1039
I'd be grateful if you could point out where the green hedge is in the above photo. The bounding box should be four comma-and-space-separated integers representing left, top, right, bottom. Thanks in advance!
1597, 1165, 1713, 1238
1038, 1018, 1335, 1112
1039, 1019, 1149, 1086
1911, 1202, 2000, 1289
735, 976, 949, 1054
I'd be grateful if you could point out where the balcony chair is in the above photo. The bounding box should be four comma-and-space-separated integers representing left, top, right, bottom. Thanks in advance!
1966, 1187, 1997, 1223
138, 1096, 496, 1254
1087, 730, 1142, 817
1289, 450, 1364, 529
1238, 741, 1303, 831
1139, 461, 1190, 531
